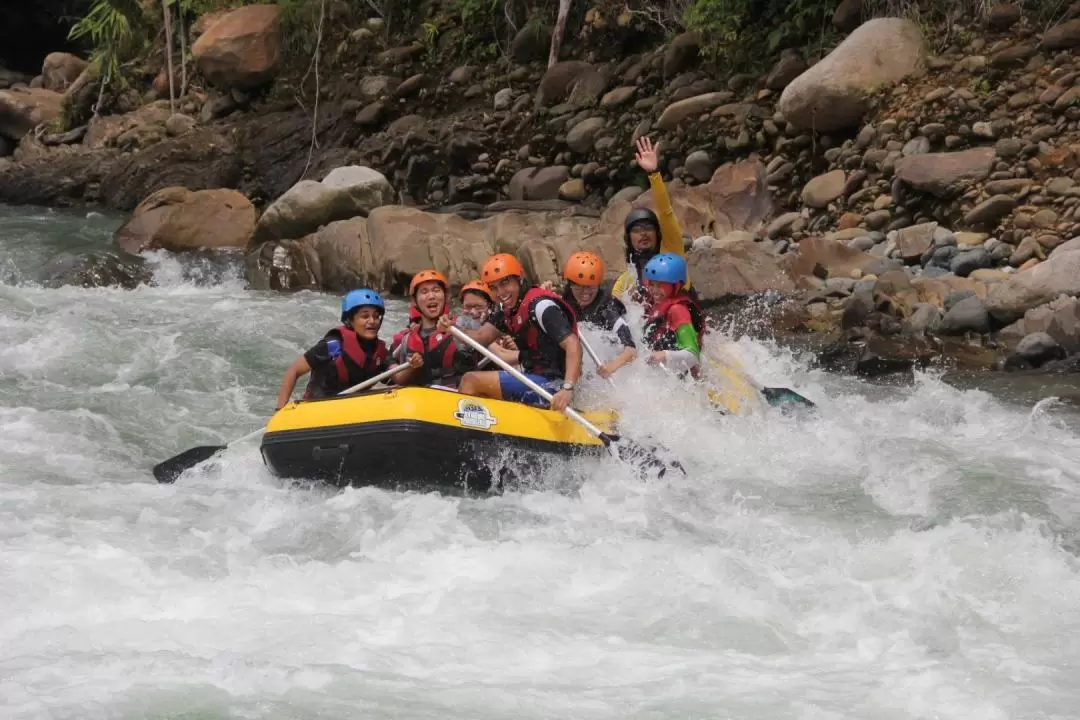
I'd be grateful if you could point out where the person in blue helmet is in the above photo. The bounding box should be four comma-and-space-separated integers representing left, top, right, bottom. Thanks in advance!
641, 253, 707, 379
274, 289, 420, 409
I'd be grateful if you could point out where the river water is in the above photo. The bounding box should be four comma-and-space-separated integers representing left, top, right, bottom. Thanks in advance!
3, 204, 1080, 719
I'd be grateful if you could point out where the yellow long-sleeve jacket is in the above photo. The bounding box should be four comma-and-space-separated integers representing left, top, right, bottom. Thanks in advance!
611, 171, 692, 299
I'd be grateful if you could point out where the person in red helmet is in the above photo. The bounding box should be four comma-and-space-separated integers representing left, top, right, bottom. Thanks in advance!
558, 251, 637, 378
445, 253, 582, 411
393, 269, 480, 388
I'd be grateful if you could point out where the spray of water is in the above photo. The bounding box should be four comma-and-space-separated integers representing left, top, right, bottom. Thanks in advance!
3, 206, 1080, 719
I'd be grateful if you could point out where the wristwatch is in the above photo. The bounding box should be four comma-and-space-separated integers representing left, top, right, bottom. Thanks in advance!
560, 381, 575, 392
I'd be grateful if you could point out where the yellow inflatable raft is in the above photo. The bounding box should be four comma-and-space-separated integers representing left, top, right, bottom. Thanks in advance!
260, 386, 618, 493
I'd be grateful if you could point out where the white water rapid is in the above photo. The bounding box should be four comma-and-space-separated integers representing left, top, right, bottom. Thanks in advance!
3, 205, 1080, 719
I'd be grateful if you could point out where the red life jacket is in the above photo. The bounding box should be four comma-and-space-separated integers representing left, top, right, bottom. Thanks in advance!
643, 293, 706, 353
303, 326, 388, 400
504, 287, 578, 377
404, 322, 459, 384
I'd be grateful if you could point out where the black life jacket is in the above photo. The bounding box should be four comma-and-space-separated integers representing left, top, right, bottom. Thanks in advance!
304, 326, 387, 399
563, 286, 624, 331
504, 286, 578, 378
643, 294, 706, 352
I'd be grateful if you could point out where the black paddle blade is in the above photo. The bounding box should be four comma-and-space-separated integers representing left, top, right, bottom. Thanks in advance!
761, 387, 817, 411
152, 445, 227, 484
615, 440, 686, 480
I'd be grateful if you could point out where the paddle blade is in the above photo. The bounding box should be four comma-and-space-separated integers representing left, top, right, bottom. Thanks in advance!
152, 445, 226, 484
761, 387, 816, 411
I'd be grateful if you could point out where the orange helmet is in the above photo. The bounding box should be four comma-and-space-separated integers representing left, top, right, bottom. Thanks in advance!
563, 251, 605, 287
460, 280, 493, 303
481, 253, 525, 284
408, 269, 448, 297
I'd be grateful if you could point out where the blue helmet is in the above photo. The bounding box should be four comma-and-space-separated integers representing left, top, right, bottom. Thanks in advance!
643, 253, 687, 285
341, 288, 385, 322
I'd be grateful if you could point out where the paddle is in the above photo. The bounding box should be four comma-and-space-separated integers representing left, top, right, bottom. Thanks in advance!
576, 328, 686, 477
576, 329, 617, 387
709, 346, 816, 412
448, 326, 618, 447
152, 362, 413, 484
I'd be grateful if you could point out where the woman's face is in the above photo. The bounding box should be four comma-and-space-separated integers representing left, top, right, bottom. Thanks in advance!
461, 291, 491, 322
646, 280, 677, 304
350, 307, 383, 339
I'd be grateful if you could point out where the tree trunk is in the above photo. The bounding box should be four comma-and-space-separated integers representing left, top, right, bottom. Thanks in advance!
162, 0, 176, 112
178, 4, 188, 98
548, 0, 572, 68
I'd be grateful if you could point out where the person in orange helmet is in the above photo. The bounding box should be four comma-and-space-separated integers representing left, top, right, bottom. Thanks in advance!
557, 251, 637, 378
458, 280, 494, 330
392, 269, 481, 388
444, 253, 582, 411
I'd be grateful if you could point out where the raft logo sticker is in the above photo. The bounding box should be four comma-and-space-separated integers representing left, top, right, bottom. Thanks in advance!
454, 399, 498, 430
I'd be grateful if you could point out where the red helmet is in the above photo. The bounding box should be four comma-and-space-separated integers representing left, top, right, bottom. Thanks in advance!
481, 254, 525, 284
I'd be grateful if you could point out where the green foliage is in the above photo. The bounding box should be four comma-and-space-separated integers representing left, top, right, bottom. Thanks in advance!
682, 0, 836, 68
68, 0, 147, 82
460, 0, 501, 24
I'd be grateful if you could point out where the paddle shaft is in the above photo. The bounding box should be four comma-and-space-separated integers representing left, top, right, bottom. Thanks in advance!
576, 329, 617, 387
449, 325, 613, 445
338, 362, 411, 396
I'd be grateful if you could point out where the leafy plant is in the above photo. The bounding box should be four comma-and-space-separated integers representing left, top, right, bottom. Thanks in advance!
681, 0, 835, 68
67, 0, 146, 84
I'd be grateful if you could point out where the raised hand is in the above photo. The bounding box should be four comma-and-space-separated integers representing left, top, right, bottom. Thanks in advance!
635, 136, 660, 174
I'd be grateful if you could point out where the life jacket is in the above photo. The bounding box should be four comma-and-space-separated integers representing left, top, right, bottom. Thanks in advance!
643, 293, 706, 353
564, 286, 617, 330
304, 326, 387, 399
404, 323, 460, 385
504, 286, 578, 377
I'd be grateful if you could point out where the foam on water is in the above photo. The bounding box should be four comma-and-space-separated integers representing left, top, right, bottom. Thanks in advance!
3, 205, 1080, 719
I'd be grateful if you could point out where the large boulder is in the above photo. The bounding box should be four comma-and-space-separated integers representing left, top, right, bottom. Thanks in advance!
535, 61, 594, 107
986, 238, 1080, 323
894, 148, 995, 199
783, 236, 878, 282
617, 160, 774, 244
99, 128, 243, 211
688, 242, 796, 300
509, 166, 570, 201
0, 87, 63, 140
656, 92, 733, 131
115, 187, 256, 253
778, 18, 926, 131
1001, 295, 1080, 353
42, 52, 88, 91
84, 101, 173, 149
247, 205, 623, 292
253, 165, 395, 244
41, 249, 152, 289
247, 159, 777, 294
191, 4, 282, 90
